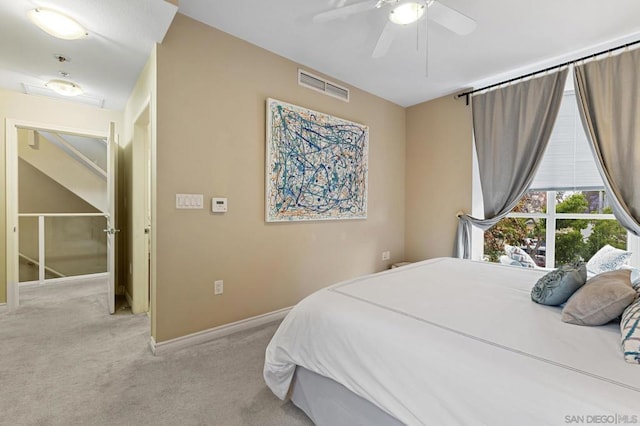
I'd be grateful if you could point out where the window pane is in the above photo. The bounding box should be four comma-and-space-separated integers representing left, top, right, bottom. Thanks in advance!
513, 191, 546, 214
555, 190, 611, 214
484, 217, 546, 267
554, 219, 627, 267
555, 191, 588, 214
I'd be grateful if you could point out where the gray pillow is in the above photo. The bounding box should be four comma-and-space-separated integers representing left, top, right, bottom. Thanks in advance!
531, 261, 587, 306
562, 269, 636, 326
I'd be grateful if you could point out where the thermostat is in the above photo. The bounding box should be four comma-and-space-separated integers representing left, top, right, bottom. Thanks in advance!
211, 197, 228, 213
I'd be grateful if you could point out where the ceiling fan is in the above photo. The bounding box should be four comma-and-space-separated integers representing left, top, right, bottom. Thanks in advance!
312, 0, 476, 60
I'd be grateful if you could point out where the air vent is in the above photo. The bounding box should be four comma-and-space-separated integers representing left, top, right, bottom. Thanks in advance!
298, 69, 349, 102
300, 72, 325, 91
325, 83, 349, 100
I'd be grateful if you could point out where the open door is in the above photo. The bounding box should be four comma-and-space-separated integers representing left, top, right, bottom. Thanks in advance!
6, 119, 113, 309
5, 119, 19, 309
105, 122, 118, 314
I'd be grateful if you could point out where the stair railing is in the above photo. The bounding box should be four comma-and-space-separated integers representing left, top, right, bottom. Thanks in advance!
18, 213, 108, 285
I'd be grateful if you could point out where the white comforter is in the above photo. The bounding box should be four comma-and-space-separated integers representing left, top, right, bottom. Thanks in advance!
264, 258, 640, 426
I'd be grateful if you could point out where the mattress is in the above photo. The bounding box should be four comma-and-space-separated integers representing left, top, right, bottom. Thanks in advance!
264, 258, 640, 425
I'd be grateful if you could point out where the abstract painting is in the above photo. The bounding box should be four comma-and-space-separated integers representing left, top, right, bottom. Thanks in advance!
266, 98, 368, 222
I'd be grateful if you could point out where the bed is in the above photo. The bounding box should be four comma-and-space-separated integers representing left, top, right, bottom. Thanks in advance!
264, 257, 640, 425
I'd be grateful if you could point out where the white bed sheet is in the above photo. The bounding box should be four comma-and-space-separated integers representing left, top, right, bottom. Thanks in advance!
264, 258, 640, 425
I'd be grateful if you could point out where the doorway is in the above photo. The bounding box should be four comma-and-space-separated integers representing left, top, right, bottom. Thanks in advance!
128, 102, 152, 314
5, 119, 117, 312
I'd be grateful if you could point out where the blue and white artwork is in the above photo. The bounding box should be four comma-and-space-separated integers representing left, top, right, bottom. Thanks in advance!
266, 98, 368, 222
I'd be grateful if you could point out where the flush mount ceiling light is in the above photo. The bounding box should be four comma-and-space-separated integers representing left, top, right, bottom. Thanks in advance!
45, 79, 83, 96
389, 2, 426, 25
27, 8, 88, 40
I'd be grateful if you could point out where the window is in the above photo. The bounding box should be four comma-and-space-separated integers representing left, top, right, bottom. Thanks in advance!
479, 91, 631, 267
485, 190, 626, 267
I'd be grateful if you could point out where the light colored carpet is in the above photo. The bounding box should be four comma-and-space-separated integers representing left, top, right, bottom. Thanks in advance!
0, 279, 313, 426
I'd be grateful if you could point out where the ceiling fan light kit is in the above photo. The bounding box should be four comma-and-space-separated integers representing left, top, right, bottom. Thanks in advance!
389, 2, 426, 25
312, 0, 476, 61
27, 8, 88, 40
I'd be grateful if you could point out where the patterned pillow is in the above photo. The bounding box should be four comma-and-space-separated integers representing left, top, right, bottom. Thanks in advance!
562, 269, 636, 326
621, 297, 640, 364
586, 244, 631, 275
505, 244, 537, 269
531, 261, 587, 306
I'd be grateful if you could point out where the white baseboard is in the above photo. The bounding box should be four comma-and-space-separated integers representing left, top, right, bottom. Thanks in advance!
149, 306, 292, 356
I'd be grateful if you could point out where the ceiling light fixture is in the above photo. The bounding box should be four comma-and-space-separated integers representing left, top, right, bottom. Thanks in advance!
27, 8, 88, 40
389, 2, 426, 25
45, 79, 83, 97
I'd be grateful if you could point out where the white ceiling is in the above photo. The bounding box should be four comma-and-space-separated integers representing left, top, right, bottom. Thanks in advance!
1, 0, 639, 110
180, 0, 640, 107
0, 0, 177, 110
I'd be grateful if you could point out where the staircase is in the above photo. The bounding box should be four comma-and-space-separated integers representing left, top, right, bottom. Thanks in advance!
18, 130, 107, 212
17, 129, 109, 282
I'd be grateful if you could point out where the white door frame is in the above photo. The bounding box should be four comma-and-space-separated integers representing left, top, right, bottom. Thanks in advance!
130, 100, 151, 314
4, 119, 112, 309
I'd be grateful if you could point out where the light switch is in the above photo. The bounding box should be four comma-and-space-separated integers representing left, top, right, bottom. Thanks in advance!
176, 193, 204, 209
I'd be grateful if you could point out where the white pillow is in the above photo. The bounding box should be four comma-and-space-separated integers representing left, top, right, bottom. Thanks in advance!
586, 244, 631, 275
505, 244, 537, 268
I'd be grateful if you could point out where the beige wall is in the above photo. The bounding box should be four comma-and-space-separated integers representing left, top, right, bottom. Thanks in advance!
0, 89, 122, 304
153, 14, 405, 342
18, 158, 98, 214
405, 94, 473, 261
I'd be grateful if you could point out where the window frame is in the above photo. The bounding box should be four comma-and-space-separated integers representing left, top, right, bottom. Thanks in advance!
505, 190, 621, 268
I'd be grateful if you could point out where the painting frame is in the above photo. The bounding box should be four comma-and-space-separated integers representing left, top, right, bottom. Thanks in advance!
265, 98, 369, 222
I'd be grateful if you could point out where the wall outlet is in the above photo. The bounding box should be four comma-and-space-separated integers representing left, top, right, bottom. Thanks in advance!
382, 251, 391, 261
214, 280, 224, 295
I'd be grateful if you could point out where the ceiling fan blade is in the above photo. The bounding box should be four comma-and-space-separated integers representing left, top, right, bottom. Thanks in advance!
371, 21, 396, 58
312, 0, 377, 23
428, 1, 477, 35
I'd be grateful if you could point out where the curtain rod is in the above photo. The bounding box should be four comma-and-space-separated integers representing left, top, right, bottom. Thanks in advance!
457, 38, 640, 104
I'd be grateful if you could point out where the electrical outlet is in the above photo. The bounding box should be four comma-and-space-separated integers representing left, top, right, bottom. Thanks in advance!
214, 280, 224, 295
382, 251, 391, 261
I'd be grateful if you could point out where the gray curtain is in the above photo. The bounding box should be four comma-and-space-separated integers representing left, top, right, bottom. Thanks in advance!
574, 48, 640, 236
455, 69, 568, 258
